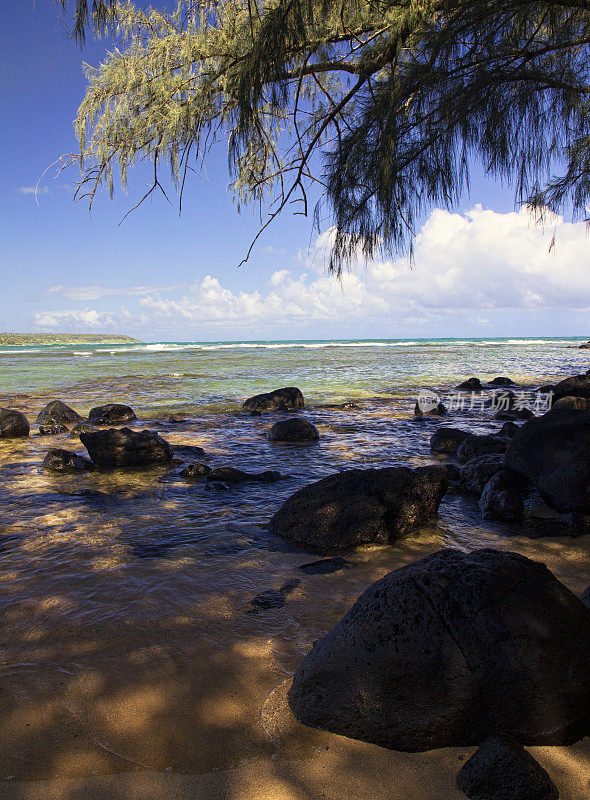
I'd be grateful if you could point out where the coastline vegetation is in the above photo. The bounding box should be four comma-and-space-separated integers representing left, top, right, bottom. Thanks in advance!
0, 333, 142, 345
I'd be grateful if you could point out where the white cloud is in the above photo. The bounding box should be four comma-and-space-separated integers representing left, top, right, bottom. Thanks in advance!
18, 185, 50, 196
46, 284, 183, 301
32, 206, 590, 334
33, 309, 117, 329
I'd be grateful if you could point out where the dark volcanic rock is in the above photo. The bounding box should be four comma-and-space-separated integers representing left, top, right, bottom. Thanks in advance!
457, 377, 483, 392
445, 463, 461, 483
479, 472, 524, 522
70, 422, 98, 438
581, 586, 590, 608
270, 466, 447, 552
430, 427, 471, 454
173, 444, 207, 461
250, 579, 300, 610
299, 557, 352, 576
180, 463, 211, 480
499, 421, 520, 438
552, 373, 590, 401
39, 423, 68, 435
457, 736, 558, 800
36, 400, 82, 426
243, 387, 304, 413
80, 427, 173, 468
504, 403, 590, 512
459, 455, 505, 496
88, 403, 137, 425
488, 377, 517, 387
494, 408, 535, 421
207, 467, 282, 483
267, 418, 319, 442
288, 548, 590, 750
0, 408, 29, 438
457, 434, 509, 464
414, 400, 447, 418
579, 341, 590, 349
43, 448, 93, 473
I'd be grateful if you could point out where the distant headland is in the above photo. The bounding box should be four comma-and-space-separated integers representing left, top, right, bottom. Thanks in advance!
0, 333, 142, 346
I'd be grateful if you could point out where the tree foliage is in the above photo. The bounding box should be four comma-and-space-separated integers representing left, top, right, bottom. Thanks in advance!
68, 1, 590, 272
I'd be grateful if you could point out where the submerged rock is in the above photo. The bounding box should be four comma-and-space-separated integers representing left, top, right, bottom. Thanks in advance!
430, 427, 470, 454
250, 579, 300, 610
270, 466, 447, 551
207, 466, 282, 484
494, 408, 534, 421
173, 444, 207, 461
88, 403, 137, 425
504, 402, 590, 512
267, 417, 320, 442
414, 400, 447, 418
0, 408, 29, 438
243, 387, 304, 412
80, 427, 173, 468
70, 422, 98, 438
43, 448, 93, 473
457, 434, 508, 464
35, 400, 82, 426
39, 423, 68, 435
457, 736, 558, 800
288, 548, 590, 750
298, 557, 352, 575
180, 463, 211, 480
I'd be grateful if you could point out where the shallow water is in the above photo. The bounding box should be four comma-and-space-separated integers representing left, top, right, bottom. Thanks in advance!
0, 337, 588, 782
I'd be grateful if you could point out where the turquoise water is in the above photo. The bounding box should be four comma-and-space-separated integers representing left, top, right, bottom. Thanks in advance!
0, 337, 588, 780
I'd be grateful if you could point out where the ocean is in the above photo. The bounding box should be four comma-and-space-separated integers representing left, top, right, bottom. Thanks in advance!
0, 337, 588, 782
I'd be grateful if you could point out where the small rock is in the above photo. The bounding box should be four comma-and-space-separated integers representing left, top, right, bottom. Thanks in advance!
35, 400, 82, 426
494, 408, 534, 421
457, 377, 483, 392
499, 421, 520, 438
414, 400, 447, 418
579, 341, 590, 349
43, 448, 93, 473
479, 472, 524, 522
0, 409, 29, 438
39, 423, 68, 435
88, 403, 137, 425
180, 463, 211, 480
70, 422, 98, 438
243, 387, 304, 412
459, 454, 505, 495
457, 435, 508, 464
488, 377, 517, 387
457, 736, 558, 800
430, 428, 471, 454
173, 444, 207, 461
207, 467, 282, 483
267, 418, 320, 442
251, 579, 300, 610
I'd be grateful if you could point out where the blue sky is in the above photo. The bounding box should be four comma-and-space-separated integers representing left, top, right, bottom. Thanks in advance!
2, 1, 590, 342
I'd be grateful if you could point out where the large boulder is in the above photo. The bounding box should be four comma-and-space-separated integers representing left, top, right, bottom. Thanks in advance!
43, 448, 93, 473
88, 403, 137, 425
459, 455, 505, 496
0, 408, 29, 438
267, 418, 319, 442
270, 466, 447, 551
243, 387, 304, 413
457, 736, 558, 800
80, 427, 172, 468
457, 434, 508, 464
35, 400, 82, 426
288, 548, 590, 750
552, 373, 590, 401
430, 427, 471, 454
504, 403, 590, 512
